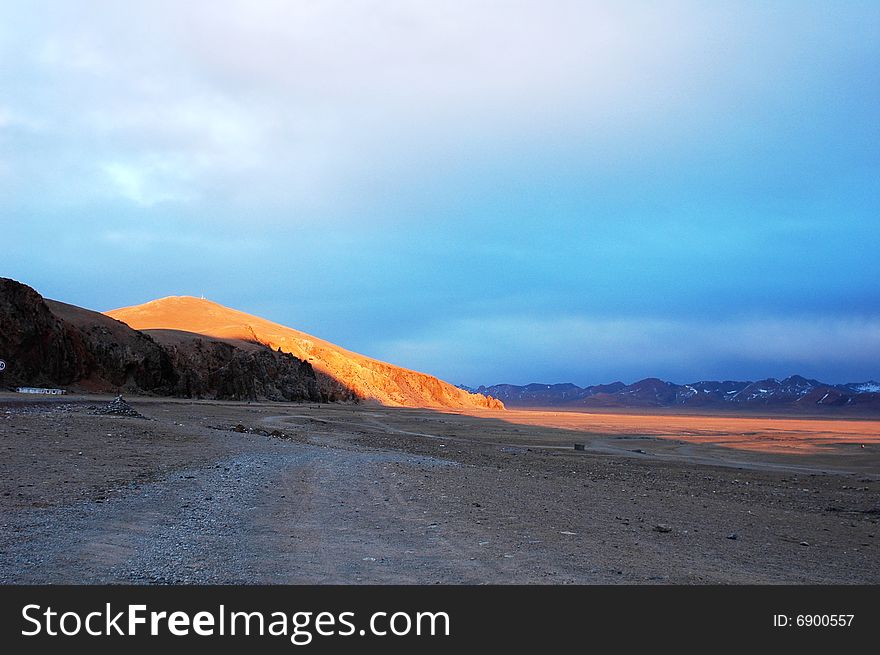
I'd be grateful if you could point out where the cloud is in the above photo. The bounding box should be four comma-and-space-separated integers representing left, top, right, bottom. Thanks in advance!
2, 2, 878, 385
372, 314, 880, 385
11, 0, 865, 219
102, 160, 194, 206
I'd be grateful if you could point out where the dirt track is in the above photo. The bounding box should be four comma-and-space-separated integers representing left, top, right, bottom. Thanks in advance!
1, 394, 878, 584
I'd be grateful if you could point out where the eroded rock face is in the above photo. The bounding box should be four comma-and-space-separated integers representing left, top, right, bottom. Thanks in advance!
0, 278, 322, 402
45, 298, 177, 393
159, 336, 322, 402
0, 278, 108, 388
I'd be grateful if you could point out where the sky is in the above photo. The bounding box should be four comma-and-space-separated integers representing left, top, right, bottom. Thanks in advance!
2, 1, 879, 386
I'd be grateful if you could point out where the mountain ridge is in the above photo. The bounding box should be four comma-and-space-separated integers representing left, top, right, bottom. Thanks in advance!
105, 295, 503, 410
1, 279, 501, 409
466, 375, 880, 412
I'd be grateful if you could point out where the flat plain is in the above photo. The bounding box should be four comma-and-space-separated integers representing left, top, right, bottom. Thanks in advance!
1, 393, 878, 584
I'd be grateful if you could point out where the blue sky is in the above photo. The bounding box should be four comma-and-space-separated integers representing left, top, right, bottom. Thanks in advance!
2, 1, 878, 385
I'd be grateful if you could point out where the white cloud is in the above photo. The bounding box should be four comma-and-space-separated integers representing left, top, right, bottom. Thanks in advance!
102, 159, 194, 206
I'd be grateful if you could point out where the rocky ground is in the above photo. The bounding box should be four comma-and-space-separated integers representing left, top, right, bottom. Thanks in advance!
1, 393, 878, 583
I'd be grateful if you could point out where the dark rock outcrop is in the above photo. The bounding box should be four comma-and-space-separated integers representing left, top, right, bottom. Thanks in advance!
46, 298, 177, 393
0, 278, 77, 386
158, 334, 321, 402
0, 278, 174, 391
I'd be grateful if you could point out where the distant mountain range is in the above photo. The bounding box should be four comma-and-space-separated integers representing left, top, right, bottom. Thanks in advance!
462, 376, 880, 412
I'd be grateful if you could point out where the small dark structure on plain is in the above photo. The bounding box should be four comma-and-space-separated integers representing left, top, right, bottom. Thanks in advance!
92, 395, 147, 419
573, 443, 585, 451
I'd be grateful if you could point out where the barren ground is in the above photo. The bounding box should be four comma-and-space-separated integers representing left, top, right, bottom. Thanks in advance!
1, 393, 878, 584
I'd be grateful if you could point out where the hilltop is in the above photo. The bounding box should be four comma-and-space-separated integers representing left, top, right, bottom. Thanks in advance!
0, 279, 501, 409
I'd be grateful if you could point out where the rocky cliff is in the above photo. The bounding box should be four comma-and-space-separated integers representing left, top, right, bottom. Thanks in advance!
0, 278, 175, 391
146, 329, 321, 402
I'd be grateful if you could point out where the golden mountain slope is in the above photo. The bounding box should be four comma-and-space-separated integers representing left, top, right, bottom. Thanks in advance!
105, 296, 503, 410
